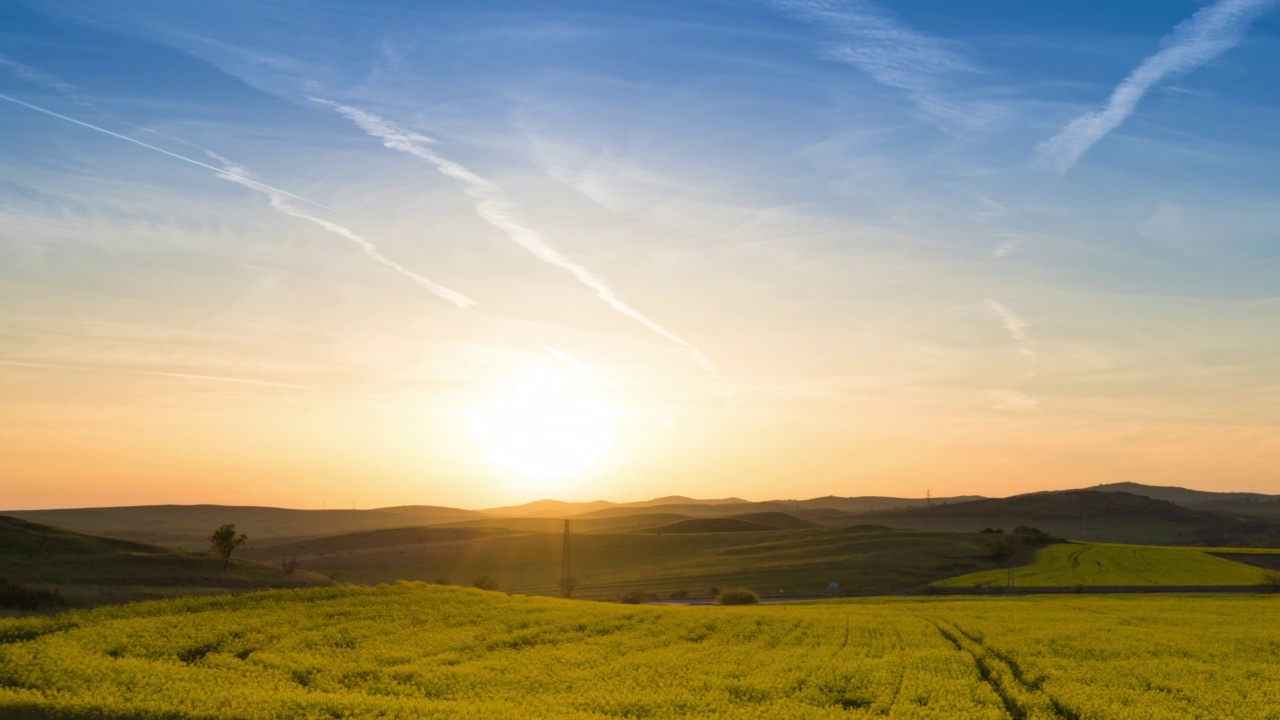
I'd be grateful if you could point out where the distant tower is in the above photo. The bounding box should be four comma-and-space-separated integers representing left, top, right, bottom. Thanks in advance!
559, 520, 575, 598
926, 488, 932, 508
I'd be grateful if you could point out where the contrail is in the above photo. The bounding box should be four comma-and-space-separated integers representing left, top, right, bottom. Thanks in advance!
985, 299, 1037, 361
0, 88, 471, 309
1038, 0, 1277, 173
0, 92, 330, 210
0, 360, 314, 390
314, 98, 718, 374
215, 164, 475, 309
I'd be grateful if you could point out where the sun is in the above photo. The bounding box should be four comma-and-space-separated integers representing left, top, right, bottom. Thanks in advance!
468, 367, 616, 487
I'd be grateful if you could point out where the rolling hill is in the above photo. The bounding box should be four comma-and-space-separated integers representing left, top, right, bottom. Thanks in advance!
243, 524, 1000, 598
936, 542, 1280, 588
0, 515, 332, 608
3, 504, 484, 550
853, 490, 1280, 545
1088, 482, 1280, 520
642, 518, 776, 533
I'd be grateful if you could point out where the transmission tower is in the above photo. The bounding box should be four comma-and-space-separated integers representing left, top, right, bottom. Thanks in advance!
559, 520, 575, 598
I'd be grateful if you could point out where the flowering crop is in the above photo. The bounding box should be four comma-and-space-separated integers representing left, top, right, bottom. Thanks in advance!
0, 584, 1275, 719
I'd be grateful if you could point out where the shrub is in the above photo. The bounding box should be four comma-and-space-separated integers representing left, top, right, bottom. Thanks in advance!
618, 590, 649, 604
0, 578, 62, 610
988, 541, 1012, 563
279, 556, 300, 576
472, 576, 498, 591
1011, 526, 1065, 546
716, 588, 759, 605
668, 589, 689, 600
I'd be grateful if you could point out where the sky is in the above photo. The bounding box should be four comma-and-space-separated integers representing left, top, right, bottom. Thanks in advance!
3, 0, 1279, 510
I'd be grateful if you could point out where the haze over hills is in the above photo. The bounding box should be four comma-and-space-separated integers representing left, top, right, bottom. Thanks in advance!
4, 504, 484, 550
482, 496, 752, 517
1085, 483, 1278, 505
857, 490, 1280, 546
0, 516, 332, 607
10, 484, 1280, 553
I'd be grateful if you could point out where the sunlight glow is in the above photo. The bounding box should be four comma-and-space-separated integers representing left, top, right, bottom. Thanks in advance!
468, 367, 616, 485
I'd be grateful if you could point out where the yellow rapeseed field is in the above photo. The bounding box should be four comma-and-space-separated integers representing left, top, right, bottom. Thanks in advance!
1, 584, 1277, 719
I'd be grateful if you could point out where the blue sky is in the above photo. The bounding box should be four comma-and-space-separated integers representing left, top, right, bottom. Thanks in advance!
3, 0, 1279, 508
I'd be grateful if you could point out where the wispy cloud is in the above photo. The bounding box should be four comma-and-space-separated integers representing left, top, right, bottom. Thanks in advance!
1038, 0, 1277, 173
0, 359, 313, 390
988, 388, 1039, 412
986, 299, 1037, 360
0, 71, 472, 310
0, 93, 328, 210
769, 0, 976, 122
314, 98, 718, 374
991, 238, 1019, 259
0, 54, 80, 98
212, 156, 475, 309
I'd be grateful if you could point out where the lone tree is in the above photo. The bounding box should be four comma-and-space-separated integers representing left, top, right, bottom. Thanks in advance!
210, 524, 248, 570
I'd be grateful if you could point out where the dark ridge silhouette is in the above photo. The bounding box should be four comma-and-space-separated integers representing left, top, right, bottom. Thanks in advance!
0, 514, 332, 607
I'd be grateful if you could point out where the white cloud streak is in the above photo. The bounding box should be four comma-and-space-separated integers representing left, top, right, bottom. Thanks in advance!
1039, 0, 1277, 173
0, 360, 314, 390
986, 299, 1037, 360
0, 54, 80, 98
0, 69, 470, 309
314, 98, 718, 374
213, 159, 475, 309
770, 0, 975, 121
0, 93, 332, 211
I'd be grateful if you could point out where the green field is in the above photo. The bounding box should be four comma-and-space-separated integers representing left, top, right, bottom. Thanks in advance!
242, 526, 999, 598
2, 584, 1279, 718
937, 542, 1280, 587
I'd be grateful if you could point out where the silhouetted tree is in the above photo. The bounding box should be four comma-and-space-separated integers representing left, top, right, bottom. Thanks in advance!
473, 576, 498, 591
210, 524, 247, 570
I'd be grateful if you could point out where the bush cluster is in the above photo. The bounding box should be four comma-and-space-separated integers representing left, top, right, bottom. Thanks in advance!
716, 588, 759, 605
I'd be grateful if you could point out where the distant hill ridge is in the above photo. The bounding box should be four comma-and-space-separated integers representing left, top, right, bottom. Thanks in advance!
0, 515, 331, 607
11, 483, 1280, 550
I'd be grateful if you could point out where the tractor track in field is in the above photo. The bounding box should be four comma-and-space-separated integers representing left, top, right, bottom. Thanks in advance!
927, 618, 1080, 720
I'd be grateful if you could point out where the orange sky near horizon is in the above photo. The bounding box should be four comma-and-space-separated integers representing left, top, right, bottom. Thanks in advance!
5, 2, 1280, 511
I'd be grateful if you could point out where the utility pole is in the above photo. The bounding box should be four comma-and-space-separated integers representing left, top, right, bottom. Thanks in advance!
926, 488, 931, 508
559, 520, 575, 598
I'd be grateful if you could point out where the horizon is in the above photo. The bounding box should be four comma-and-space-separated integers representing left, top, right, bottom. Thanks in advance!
4, 0, 1280, 510
0, 479, 1259, 513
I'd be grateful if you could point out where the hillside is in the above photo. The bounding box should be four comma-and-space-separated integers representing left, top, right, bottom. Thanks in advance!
572, 501, 791, 519
441, 513, 696, 534
1088, 482, 1280, 520
776, 495, 986, 514
643, 518, 774, 533
3, 504, 483, 549
0, 515, 332, 608
244, 525, 1001, 598
1086, 482, 1277, 506
482, 495, 751, 518
936, 542, 1280, 588
855, 490, 1280, 545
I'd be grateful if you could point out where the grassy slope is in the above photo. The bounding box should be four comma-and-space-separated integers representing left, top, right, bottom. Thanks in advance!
0, 516, 332, 608
246, 526, 997, 598
936, 542, 1280, 587
3, 505, 483, 549
852, 490, 1280, 545
5, 585, 1280, 719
